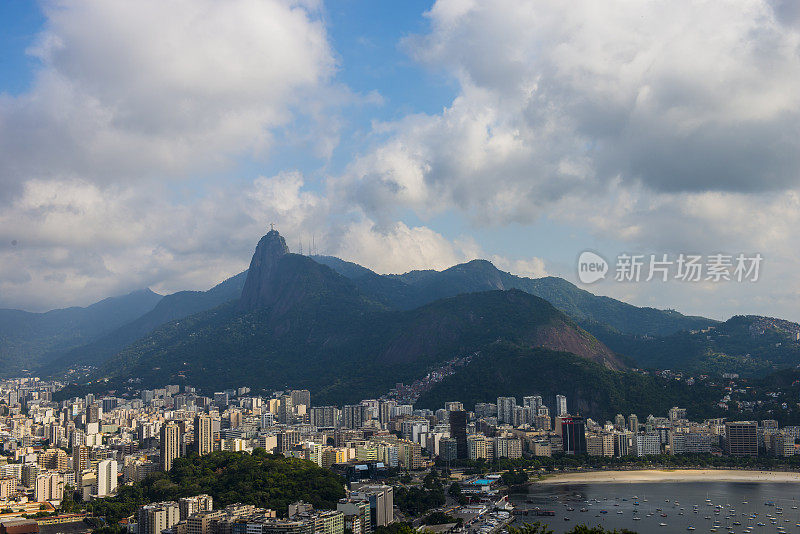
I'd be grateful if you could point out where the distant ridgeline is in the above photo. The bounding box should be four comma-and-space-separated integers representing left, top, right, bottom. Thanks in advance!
17, 228, 800, 419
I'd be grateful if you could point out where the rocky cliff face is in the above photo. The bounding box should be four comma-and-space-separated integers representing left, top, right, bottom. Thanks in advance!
238, 229, 290, 311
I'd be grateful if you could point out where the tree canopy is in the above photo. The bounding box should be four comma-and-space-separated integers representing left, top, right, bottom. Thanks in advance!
87, 450, 345, 524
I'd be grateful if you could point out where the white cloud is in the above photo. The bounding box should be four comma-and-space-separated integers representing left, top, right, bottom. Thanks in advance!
541, 180, 800, 319
491, 256, 547, 279
0, 165, 555, 310
0, 173, 325, 310
343, 0, 800, 224
332, 0, 800, 320
0, 172, 507, 310
0, 0, 355, 310
331, 219, 476, 274
4, 0, 800, 322
0, 0, 338, 197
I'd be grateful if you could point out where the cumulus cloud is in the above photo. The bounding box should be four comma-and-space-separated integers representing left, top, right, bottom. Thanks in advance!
0, 0, 351, 310
0, 176, 293, 310
331, 0, 800, 319
0, 168, 343, 310
331, 219, 477, 274
0, 171, 544, 310
491, 256, 547, 279
537, 180, 800, 320
0, 0, 337, 198
343, 0, 800, 225
3, 0, 799, 320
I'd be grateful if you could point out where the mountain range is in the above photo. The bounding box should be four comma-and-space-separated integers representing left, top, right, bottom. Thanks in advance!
0, 289, 163, 374
310, 255, 715, 336
91, 230, 622, 404
5, 229, 800, 414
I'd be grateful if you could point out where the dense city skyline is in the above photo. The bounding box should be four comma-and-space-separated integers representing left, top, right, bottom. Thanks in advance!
2, 2, 799, 534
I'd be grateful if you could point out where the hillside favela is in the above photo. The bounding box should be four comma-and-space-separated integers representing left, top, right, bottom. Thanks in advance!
2, 2, 800, 534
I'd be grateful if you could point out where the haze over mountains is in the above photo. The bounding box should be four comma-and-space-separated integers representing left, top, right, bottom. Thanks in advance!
4, 229, 800, 410
0, 289, 163, 373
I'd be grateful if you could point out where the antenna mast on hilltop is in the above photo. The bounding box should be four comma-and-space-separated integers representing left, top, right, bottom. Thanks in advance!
299, 240, 303, 255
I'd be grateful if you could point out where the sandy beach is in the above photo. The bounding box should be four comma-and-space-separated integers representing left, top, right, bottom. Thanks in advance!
536, 469, 800, 484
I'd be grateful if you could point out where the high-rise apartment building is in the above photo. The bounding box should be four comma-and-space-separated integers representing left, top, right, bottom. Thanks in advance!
187, 510, 225, 534
360, 399, 379, 422
261, 412, 275, 429
561, 416, 586, 455
555, 395, 568, 417
179, 494, 214, 520
534, 414, 551, 431
342, 405, 366, 429
86, 404, 100, 424
96, 459, 118, 497
378, 401, 396, 426
337, 500, 372, 534
72, 444, 89, 476
138, 501, 180, 534
614, 414, 626, 430
523, 396, 543, 412
586, 433, 614, 457
102, 397, 118, 412
474, 403, 497, 419
444, 402, 464, 412
497, 397, 517, 425
439, 438, 458, 462
311, 406, 339, 428
195, 415, 214, 456
21, 463, 39, 488
0, 477, 16, 500
277, 430, 301, 453
279, 395, 294, 424
160, 422, 181, 472
633, 432, 662, 456
38, 448, 68, 471
349, 486, 393, 528
34, 472, 64, 502
449, 410, 468, 459
614, 432, 631, 457
627, 414, 639, 433
725, 421, 758, 456
290, 390, 311, 409
467, 434, 488, 460
774, 431, 797, 457
494, 436, 523, 459
668, 407, 687, 422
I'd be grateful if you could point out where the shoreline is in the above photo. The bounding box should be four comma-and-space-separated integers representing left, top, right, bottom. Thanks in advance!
534, 468, 800, 485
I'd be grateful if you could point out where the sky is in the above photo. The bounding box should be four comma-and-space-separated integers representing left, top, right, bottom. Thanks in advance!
1, 0, 799, 322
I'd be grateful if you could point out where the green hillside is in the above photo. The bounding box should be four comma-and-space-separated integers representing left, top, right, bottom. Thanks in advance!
312, 257, 715, 336
416, 343, 721, 421
47, 271, 247, 373
86, 450, 345, 524
97, 284, 618, 405
590, 314, 800, 377
0, 288, 163, 375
